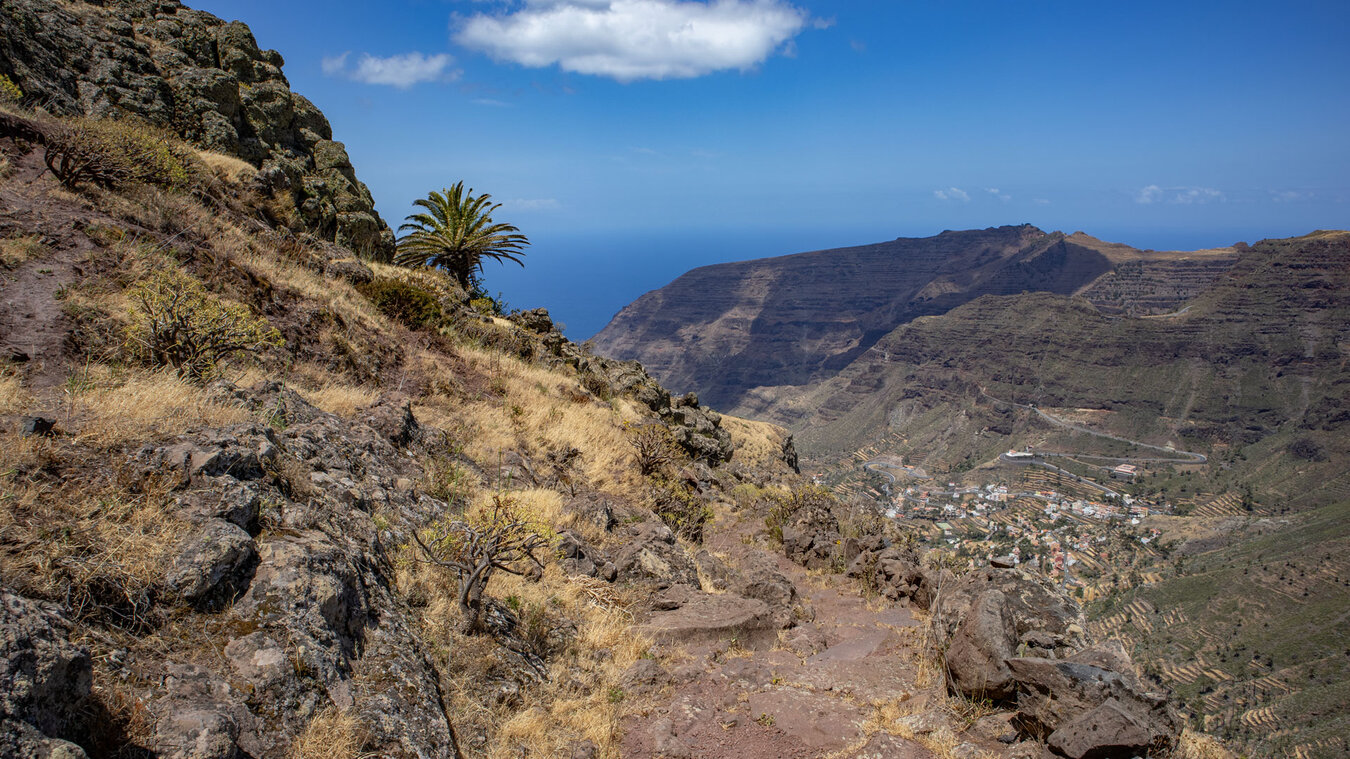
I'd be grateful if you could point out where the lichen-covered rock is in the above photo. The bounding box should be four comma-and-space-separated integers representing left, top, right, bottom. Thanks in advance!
164, 518, 258, 607
115, 385, 461, 758
0, 0, 393, 258
614, 517, 700, 588
0, 592, 92, 757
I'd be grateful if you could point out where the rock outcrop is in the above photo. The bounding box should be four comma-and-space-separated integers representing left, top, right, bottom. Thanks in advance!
0, 0, 393, 257
0, 592, 93, 759
113, 385, 460, 758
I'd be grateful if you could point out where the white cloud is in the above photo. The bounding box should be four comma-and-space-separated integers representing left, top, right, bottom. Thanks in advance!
321, 52, 350, 76
1136, 184, 1225, 205
322, 51, 459, 89
934, 187, 969, 202
454, 0, 812, 82
985, 187, 1011, 202
1033, 198, 1051, 206
1271, 189, 1313, 203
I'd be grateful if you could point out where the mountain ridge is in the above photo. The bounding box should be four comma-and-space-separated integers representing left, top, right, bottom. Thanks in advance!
591, 224, 1243, 410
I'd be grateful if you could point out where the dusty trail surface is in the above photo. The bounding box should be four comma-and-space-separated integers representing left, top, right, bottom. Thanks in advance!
620, 514, 1017, 758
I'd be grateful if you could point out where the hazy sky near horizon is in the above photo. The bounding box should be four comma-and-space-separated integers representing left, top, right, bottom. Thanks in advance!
194, 0, 1349, 337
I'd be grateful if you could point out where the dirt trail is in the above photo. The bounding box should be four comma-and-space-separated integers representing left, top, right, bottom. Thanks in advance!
620, 512, 1014, 759
0, 149, 117, 393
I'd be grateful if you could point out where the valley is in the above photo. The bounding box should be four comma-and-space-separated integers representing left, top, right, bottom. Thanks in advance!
595, 227, 1350, 757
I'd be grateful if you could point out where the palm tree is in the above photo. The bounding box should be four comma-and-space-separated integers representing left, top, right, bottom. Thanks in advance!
393, 182, 529, 290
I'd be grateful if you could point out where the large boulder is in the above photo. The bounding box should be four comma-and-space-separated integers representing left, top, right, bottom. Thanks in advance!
614, 518, 699, 588
945, 590, 1018, 700
641, 585, 778, 648
1008, 641, 1181, 758
937, 565, 1087, 658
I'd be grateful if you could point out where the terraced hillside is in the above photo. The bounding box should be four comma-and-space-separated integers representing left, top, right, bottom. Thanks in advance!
1099, 501, 1350, 756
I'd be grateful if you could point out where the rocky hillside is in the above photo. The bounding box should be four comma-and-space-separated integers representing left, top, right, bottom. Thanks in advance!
0, 0, 392, 257
590, 225, 1240, 412
0, 4, 1234, 758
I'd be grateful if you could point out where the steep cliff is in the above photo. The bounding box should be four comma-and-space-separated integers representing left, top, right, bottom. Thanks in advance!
590, 224, 1239, 412
0, 0, 393, 257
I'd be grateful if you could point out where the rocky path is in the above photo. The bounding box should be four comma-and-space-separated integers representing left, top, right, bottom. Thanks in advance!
619, 512, 1020, 759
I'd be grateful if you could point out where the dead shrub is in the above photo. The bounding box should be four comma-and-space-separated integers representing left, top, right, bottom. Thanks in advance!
412, 493, 554, 634
626, 421, 678, 476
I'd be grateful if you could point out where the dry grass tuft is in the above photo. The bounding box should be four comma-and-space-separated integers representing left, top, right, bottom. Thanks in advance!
194, 149, 256, 184
71, 366, 251, 447
296, 380, 380, 418
721, 414, 788, 468
289, 708, 369, 759
1175, 730, 1236, 759
0, 453, 183, 630
0, 235, 47, 269
0, 371, 34, 415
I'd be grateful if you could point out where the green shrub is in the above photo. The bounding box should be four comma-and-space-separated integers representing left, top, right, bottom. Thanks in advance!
650, 476, 713, 543
0, 74, 21, 104
359, 277, 443, 330
41, 116, 202, 190
124, 268, 282, 380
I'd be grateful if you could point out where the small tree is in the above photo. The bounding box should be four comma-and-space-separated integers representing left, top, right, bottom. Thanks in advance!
125, 269, 282, 380
412, 494, 552, 634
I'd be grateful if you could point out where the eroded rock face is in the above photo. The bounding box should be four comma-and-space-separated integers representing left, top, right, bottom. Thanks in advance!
0, 0, 393, 257
944, 590, 1018, 700
0, 592, 93, 758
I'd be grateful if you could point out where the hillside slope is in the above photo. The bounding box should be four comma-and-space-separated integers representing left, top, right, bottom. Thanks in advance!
591, 225, 1240, 411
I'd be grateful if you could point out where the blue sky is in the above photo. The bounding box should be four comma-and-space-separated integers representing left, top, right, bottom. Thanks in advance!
194, 0, 1350, 338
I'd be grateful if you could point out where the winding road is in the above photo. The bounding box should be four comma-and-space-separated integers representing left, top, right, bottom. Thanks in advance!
980, 390, 1207, 464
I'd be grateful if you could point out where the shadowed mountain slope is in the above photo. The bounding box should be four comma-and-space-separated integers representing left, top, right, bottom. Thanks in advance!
591, 225, 1240, 411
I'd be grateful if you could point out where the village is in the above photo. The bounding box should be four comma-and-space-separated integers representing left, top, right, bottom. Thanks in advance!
827, 452, 1175, 600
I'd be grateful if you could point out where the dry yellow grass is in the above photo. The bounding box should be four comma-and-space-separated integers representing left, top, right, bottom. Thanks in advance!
721, 414, 787, 468
289, 708, 368, 759
72, 366, 251, 447
0, 234, 45, 269
194, 149, 256, 184
1175, 730, 1236, 759
415, 344, 647, 493
296, 380, 379, 417
0, 451, 183, 626
0, 372, 33, 415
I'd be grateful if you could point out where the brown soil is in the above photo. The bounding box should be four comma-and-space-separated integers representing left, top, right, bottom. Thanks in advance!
619, 511, 1013, 759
